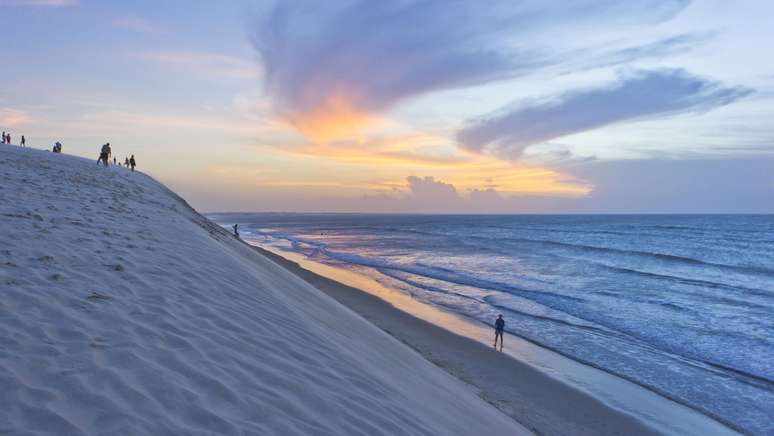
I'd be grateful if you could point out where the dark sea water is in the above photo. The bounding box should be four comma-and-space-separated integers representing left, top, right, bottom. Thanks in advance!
210, 213, 774, 434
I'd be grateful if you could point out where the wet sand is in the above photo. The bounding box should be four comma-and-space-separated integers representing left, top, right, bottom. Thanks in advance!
253, 244, 740, 436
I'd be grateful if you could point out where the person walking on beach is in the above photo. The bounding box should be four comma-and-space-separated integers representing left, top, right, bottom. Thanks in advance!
124, 157, 130, 167
20, 135, 25, 147
494, 314, 505, 351
1, 132, 5, 144
129, 154, 136, 171
232, 224, 239, 237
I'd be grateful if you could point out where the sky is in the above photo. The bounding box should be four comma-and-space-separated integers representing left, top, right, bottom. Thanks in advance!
1, 0, 772, 213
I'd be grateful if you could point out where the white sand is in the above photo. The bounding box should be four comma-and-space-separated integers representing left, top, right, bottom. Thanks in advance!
0, 144, 530, 435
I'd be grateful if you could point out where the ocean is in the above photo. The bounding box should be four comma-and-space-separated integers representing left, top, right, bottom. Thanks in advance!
210, 213, 773, 434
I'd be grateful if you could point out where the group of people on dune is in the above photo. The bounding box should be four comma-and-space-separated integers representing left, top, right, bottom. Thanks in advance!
1, 131, 25, 147
98, 142, 136, 171
1, 131, 138, 172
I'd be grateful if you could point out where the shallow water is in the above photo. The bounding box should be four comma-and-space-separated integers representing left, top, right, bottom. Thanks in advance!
211, 213, 774, 435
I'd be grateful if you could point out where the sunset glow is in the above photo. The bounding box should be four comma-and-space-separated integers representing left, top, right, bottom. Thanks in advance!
1, 1, 771, 213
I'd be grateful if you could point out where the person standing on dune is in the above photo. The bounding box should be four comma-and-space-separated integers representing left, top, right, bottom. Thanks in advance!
494, 314, 505, 351
129, 154, 136, 171
20, 135, 25, 147
98, 143, 111, 166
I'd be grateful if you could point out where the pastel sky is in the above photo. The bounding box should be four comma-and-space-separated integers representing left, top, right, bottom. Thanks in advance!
1, 0, 772, 213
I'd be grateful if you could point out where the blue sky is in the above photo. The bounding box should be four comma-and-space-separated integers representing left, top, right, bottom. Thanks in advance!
1, 0, 772, 212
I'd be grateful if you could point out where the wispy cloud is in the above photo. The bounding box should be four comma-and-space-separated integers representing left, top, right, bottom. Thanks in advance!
76, 110, 255, 134
457, 69, 752, 158
137, 51, 260, 80
0, 0, 76, 6
251, 0, 689, 140
113, 16, 157, 33
569, 33, 712, 73
0, 108, 32, 127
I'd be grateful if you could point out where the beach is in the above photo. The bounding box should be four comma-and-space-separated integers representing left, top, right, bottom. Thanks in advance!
251, 244, 740, 436
211, 212, 773, 435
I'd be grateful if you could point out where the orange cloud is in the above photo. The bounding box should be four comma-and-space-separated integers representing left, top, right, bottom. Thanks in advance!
284, 93, 376, 142
246, 132, 590, 198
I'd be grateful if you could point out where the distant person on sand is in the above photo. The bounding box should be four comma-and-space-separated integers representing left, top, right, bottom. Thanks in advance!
20, 135, 25, 147
6, 134, 10, 144
129, 154, 136, 171
494, 314, 505, 350
1, 132, 5, 144
124, 157, 130, 167
232, 224, 239, 237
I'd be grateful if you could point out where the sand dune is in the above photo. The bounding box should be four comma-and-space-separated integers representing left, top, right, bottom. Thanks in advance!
0, 145, 529, 435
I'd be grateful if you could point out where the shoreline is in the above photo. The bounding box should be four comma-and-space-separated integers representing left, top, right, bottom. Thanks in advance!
249, 242, 740, 436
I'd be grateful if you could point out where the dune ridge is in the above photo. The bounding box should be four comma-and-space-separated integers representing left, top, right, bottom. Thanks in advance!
0, 145, 528, 435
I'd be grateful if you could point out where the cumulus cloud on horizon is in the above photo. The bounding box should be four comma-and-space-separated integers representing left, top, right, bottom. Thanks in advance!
250, 0, 690, 140
357, 158, 774, 213
457, 69, 753, 158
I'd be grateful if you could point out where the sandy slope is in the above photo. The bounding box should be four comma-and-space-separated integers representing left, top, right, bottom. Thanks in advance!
0, 145, 529, 435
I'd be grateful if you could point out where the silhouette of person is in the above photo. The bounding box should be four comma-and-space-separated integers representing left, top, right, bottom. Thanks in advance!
494, 314, 505, 351
20, 135, 25, 147
129, 155, 136, 172
124, 157, 130, 167
1, 132, 5, 144
232, 224, 239, 237
98, 143, 111, 166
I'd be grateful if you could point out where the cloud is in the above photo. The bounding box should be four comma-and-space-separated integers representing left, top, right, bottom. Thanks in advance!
405, 176, 460, 208
138, 52, 260, 80
192, 157, 774, 214
552, 157, 774, 213
250, 0, 689, 140
0, 0, 75, 6
60, 110, 259, 138
457, 69, 752, 158
0, 108, 32, 127
113, 16, 157, 33
571, 33, 711, 72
